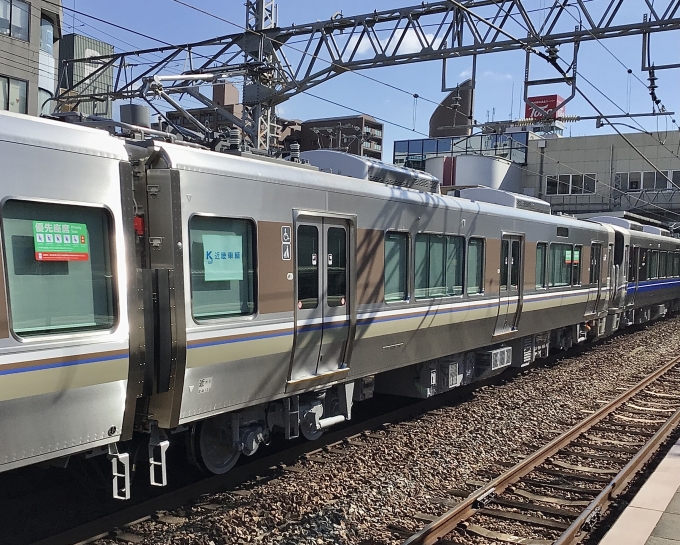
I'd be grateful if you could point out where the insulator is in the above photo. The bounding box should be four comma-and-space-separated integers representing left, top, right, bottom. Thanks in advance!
290, 142, 301, 162
229, 128, 240, 150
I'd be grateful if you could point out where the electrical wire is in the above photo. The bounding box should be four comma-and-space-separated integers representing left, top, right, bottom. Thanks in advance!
28, 1, 680, 219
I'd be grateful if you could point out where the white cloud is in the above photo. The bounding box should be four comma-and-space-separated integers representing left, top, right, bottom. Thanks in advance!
343, 28, 441, 58
482, 70, 513, 81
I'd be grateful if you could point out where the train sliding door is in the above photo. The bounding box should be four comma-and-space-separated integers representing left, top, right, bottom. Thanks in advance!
585, 243, 602, 315
289, 214, 354, 386
494, 234, 524, 336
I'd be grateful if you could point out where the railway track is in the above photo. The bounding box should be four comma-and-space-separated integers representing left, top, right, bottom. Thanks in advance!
402, 354, 680, 545
28, 376, 491, 545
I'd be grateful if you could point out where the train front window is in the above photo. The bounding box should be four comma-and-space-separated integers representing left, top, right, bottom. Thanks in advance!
189, 215, 256, 319
2, 200, 116, 336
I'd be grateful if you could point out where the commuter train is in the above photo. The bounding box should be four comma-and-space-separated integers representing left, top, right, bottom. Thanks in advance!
1, 111, 679, 498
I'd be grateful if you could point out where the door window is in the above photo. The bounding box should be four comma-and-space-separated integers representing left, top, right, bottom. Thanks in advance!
500, 240, 509, 290
589, 244, 601, 285
297, 225, 319, 309
510, 240, 521, 288
572, 245, 582, 286
326, 227, 346, 307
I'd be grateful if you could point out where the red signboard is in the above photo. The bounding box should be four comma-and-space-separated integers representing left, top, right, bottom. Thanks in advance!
525, 95, 566, 119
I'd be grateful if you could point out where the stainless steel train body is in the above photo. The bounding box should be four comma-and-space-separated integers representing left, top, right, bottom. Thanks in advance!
0, 112, 131, 473
1, 111, 679, 493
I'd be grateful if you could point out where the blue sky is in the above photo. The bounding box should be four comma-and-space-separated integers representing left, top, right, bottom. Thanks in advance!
68, 1, 680, 158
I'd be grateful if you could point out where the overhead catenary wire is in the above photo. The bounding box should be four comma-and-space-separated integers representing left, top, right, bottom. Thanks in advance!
33, 1, 680, 219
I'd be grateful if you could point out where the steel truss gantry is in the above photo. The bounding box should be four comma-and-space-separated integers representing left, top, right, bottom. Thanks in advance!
56, 0, 680, 149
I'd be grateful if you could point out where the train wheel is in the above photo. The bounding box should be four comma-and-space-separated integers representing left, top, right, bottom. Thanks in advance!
300, 424, 324, 441
187, 416, 240, 474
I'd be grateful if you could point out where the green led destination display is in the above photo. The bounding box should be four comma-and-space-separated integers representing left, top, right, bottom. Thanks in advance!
32, 221, 90, 261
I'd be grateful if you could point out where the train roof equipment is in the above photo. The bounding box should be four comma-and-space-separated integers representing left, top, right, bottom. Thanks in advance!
447, 186, 551, 215
299, 149, 440, 194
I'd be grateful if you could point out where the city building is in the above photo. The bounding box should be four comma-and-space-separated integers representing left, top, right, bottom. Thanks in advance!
0, 0, 62, 115
58, 34, 114, 117
523, 130, 680, 221
394, 129, 680, 223
300, 114, 383, 160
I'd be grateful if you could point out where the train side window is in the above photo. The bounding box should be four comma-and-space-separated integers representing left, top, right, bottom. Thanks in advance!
384, 232, 408, 302
428, 235, 446, 297
589, 244, 601, 285
659, 251, 668, 278
467, 238, 485, 295
189, 215, 256, 318
445, 235, 464, 296
674, 252, 680, 277
415, 233, 465, 299
548, 243, 572, 287
535, 243, 547, 289
572, 245, 582, 286
649, 250, 659, 279
2, 200, 116, 336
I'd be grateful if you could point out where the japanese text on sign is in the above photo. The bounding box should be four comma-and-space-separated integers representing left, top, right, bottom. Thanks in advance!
202, 234, 243, 281
33, 221, 89, 261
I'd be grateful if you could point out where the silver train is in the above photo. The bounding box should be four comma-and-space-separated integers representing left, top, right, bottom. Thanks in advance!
1, 111, 679, 498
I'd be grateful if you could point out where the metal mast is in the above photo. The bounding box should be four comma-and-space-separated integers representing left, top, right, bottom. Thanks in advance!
242, 0, 278, 151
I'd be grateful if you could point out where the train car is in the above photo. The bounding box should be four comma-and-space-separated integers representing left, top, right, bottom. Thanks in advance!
1, 110, 680, 499
127, 138, 616, 476
592, 217, 680, 326
0, 111, 137, 497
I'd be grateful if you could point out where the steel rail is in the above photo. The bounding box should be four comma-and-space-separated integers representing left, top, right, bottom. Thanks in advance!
403, 354, 680, 545
555, 404, 680, 543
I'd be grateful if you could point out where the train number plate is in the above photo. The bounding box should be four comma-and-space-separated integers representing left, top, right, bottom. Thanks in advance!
197, 377, 213, 394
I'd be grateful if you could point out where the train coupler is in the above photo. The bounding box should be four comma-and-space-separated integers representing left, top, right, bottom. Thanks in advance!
148, 424, 170, 487
107, 443, 131, 500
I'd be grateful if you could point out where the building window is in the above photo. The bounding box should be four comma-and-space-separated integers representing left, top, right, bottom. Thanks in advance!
546, 174, 597, 195
0, 75, 28, 114
38, 88, 52, 115
0, 0, 29, 41
620, 171, 672, 191
40, 16, 54, 54
374, 143, 382, 151
189, 215, 256, 319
